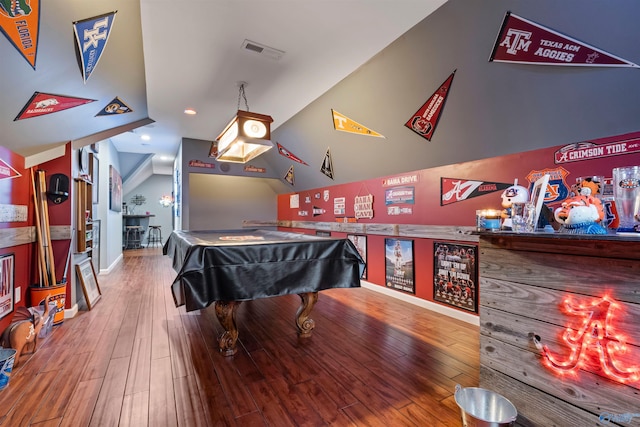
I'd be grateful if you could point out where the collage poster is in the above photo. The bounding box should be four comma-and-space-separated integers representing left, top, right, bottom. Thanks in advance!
434, 242, 477, 312
384, 238, 414, 294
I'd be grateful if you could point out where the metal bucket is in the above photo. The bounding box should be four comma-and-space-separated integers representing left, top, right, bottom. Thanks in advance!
454, 385, 517, 427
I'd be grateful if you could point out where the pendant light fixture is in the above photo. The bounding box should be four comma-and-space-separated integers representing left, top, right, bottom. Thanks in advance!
210, 82, 274, 163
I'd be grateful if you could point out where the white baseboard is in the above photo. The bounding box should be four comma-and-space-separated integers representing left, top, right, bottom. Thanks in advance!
99, 253, 123, 275
360, 281, 479, 326
64, 303, 78, 320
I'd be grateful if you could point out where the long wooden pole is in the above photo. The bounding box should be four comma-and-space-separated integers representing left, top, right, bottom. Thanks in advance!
37, 170, 57, 287
30, 168, 50, 287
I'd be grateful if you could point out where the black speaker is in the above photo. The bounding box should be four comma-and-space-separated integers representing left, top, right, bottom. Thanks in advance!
47, 173, 69, 204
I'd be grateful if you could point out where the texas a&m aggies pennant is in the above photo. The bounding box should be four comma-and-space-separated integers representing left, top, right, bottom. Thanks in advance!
490, 12, 638, 68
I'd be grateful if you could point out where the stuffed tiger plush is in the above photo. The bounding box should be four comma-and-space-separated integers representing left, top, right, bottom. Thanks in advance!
554, 194, 607, 234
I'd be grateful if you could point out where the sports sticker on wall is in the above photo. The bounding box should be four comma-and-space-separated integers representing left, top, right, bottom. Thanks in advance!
434, 242, 477, 313
289, 194, 299, 209
244, 165, 266, 173
14, 92, 96, 120
320, 147, 334, 180
73, 11, 117, 83
526, 168, 570, 205
95, 97, 132, 116
0, 0, 40, 69
284, 165, 295, 186
554, 136, 640, 164
334, 197, 345, 216
405, 70, 455, 141
441, 178, 512, 206
331, 110, 384, 138
385, 238, 414, 294
490, 12, 638, 68
188, 160, 215, 169
277, 142, 308, 165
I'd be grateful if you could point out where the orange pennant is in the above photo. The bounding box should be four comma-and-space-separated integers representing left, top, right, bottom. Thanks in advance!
0, 0, 40, 69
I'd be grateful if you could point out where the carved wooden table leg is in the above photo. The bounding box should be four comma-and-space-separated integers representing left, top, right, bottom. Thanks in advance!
296, 292, 319, 337
214, 300, 242, 356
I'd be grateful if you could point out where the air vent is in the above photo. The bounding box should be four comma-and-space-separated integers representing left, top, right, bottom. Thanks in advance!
241, 39, 285, 61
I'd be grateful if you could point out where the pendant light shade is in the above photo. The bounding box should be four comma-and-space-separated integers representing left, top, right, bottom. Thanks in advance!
212, 109, 274, 163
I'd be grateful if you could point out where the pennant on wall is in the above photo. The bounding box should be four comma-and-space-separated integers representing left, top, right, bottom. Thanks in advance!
14, 92, 96, 121
441, 178, 512, 206
0, 0, 40, 69
405, 71, 456, 141
95, 97, 132, 116
284, 165, 295, 186
0, 159, 22, 180
73, 11, 118, 83
277, 142, 308, 165
320, 148, 334, 180
489, 12, 638, 68
332, 110, 384, 138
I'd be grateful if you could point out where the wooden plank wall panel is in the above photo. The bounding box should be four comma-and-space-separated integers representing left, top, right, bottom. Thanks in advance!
479, 367, 603, 427
481, 279, 640, 346
479, 234, 640, 426
480, 247, 640, 304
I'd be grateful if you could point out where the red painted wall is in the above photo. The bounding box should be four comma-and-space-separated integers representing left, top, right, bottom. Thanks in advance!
0, 144, 72, 334
278, 131, 640, 315
0, 147, 33, 333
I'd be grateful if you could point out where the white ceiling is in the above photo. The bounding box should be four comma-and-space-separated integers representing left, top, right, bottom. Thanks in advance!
0, 0, 448, 179
112, 0, 448, 173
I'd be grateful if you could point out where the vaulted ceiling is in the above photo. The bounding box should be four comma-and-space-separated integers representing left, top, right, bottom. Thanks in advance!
1, 0, 446, 179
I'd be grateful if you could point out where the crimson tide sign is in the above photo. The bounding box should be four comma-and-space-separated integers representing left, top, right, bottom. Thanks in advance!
490, 12, 638, 68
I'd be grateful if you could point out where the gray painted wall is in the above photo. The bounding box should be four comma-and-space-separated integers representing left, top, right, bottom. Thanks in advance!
263, 0, 640, 191
179, 138, 289, 230
187, 174, 282, 230
123, 174, 174, 245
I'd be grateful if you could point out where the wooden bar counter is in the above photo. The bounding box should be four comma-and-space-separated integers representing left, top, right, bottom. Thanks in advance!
478, 232, 640, 426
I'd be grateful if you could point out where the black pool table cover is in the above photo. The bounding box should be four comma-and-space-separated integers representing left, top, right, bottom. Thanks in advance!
163, 229, 365, 311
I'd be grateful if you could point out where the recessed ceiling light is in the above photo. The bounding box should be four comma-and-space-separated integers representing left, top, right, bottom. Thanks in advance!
184, 108, 197, 115
140, 134, 151, 141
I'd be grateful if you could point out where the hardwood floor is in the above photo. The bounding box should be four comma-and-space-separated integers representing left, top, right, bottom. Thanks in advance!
0, 248, 479, 426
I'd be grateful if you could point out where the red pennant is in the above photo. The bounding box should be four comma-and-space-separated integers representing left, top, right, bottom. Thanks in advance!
405, 71, 455, 141
277, 142, 308, 166
490, 12, 638, 67
15, 92, 96, 120
441, 178, 512, 206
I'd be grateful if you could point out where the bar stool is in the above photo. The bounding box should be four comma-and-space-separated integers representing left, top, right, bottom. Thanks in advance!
147, 225, 162, 247
125, 226, 143, 249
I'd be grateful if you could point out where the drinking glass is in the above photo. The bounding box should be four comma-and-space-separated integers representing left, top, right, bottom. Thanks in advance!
612, 166, 640, 232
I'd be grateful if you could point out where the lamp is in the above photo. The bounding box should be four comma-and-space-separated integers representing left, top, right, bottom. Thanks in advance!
211, 83, 274, 163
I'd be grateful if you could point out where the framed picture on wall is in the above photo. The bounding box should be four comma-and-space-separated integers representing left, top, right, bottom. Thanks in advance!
433, 242, 477, 313
109, 165, 122, 212
347, 234, 367, 279
0, 254, 14, 320
76, 258, 101, 310
384, 238, 414, 294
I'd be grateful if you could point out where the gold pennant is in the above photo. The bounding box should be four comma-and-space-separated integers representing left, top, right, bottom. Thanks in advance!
332, 110, 384, 138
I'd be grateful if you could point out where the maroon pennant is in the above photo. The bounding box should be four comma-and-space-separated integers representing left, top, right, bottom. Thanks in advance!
441, 178, 512, 206
15, 92, 96, 120
277, 142, 308, 166
490, 12, 638, 68
405, 71, 455, 141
